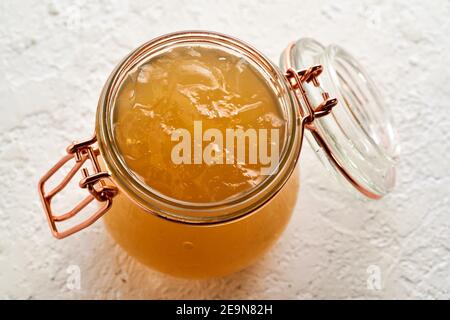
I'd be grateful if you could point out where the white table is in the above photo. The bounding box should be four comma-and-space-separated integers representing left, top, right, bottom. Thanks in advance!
0, 0, 449, 299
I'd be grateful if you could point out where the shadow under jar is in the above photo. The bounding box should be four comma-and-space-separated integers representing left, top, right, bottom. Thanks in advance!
38, 31, 397, 278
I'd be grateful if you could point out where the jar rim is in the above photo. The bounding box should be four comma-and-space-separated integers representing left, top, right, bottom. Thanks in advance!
96, 31, 302, 224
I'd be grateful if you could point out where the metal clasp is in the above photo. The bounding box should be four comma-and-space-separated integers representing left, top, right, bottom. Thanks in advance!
285, 65, 338, 125
38, 135, 117, 239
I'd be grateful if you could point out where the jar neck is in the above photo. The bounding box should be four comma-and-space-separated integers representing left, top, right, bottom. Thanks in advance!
96, 31, 302, 224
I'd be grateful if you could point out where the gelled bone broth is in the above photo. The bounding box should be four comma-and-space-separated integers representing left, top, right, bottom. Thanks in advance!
113, 45, 286, 202
104, 43, 298, 278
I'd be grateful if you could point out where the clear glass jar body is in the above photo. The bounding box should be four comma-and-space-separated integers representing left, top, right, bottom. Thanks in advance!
103, 168, 298, 278
96, 32, 303, 278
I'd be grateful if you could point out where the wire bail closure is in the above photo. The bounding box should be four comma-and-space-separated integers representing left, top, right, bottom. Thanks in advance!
285, 65, 338, 125
38, 135, 117, 239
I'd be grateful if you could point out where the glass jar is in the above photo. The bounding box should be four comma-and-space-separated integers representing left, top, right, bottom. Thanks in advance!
38, 31, 397, 278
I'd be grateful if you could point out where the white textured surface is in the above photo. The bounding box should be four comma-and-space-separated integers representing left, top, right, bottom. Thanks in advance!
1, 0, 449, 299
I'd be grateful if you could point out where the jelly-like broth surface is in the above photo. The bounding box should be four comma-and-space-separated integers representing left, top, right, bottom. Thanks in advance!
113, 45, 286, 202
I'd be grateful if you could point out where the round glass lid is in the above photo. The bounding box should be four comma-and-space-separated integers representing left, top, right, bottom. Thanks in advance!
282, 38, 399, 198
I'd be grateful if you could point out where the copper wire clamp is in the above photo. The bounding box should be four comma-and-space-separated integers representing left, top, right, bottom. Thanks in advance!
38, 135, 117, 239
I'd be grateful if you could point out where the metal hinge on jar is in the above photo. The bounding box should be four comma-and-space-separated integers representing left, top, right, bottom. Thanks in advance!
285, 65, 338, 126
38, 135, 117, 239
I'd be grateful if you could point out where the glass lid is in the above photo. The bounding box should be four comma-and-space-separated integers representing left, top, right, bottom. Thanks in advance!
281, 38, 398, 199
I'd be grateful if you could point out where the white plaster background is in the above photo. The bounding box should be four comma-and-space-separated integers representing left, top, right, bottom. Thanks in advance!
0, 0, 449, 299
